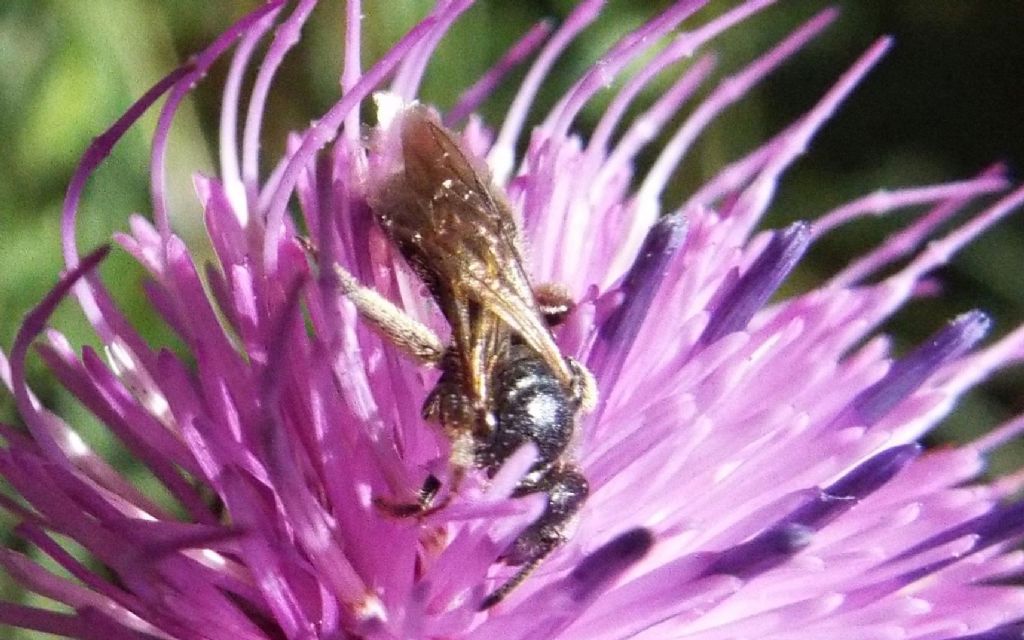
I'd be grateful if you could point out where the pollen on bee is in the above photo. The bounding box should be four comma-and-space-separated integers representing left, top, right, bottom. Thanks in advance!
450, 431, 477, 469
372, 91, 410, 130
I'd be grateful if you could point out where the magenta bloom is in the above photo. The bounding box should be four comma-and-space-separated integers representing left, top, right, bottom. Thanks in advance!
5, 1, 1024, 638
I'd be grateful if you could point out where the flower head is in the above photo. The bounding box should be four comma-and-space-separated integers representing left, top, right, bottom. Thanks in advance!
3, 1, 1024, 639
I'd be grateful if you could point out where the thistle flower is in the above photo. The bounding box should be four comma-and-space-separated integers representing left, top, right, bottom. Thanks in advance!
3, 1, 1024, 639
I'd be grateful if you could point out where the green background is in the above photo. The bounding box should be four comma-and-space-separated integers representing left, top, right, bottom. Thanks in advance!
1, 1, 1022, 636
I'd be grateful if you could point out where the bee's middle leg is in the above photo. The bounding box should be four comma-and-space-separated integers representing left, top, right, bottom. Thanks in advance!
533, 282, 574, 326
374, 465, 466, 518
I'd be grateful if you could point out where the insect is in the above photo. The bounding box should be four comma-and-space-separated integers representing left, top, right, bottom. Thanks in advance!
333, 103, 596, 609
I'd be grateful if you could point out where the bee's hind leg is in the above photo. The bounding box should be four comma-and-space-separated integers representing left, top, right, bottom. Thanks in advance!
332, 263, 445, 365
325, 263, 457, 516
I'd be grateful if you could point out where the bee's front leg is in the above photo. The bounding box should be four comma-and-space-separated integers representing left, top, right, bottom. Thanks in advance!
480, 462, 589, 609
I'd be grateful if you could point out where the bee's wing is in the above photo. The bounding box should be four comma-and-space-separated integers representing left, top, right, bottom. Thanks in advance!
372, 108, 573, 386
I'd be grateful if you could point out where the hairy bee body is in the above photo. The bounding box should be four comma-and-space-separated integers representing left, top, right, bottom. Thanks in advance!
481, 345, 577, 474
345, 103, 595, 608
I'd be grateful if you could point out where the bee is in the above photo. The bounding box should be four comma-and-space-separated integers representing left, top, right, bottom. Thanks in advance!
332, 104, 596, 609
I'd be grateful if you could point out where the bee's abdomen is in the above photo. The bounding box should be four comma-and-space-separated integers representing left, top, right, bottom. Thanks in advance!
478, 347, 574, 472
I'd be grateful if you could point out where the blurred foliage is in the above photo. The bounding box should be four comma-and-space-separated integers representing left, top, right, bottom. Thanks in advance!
0, 0, 1023, 634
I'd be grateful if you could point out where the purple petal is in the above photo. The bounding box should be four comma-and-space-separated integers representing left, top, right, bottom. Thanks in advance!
783, 444, 920, 530
563, 528, 655, 603
893, 500, 1024, 565
699, 221, 810, 345
956, 623, 1024, 640
0, 603, 143, 640
840, 310, 990, 427
701, 522, 814, 579
588, 214, 687, 395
